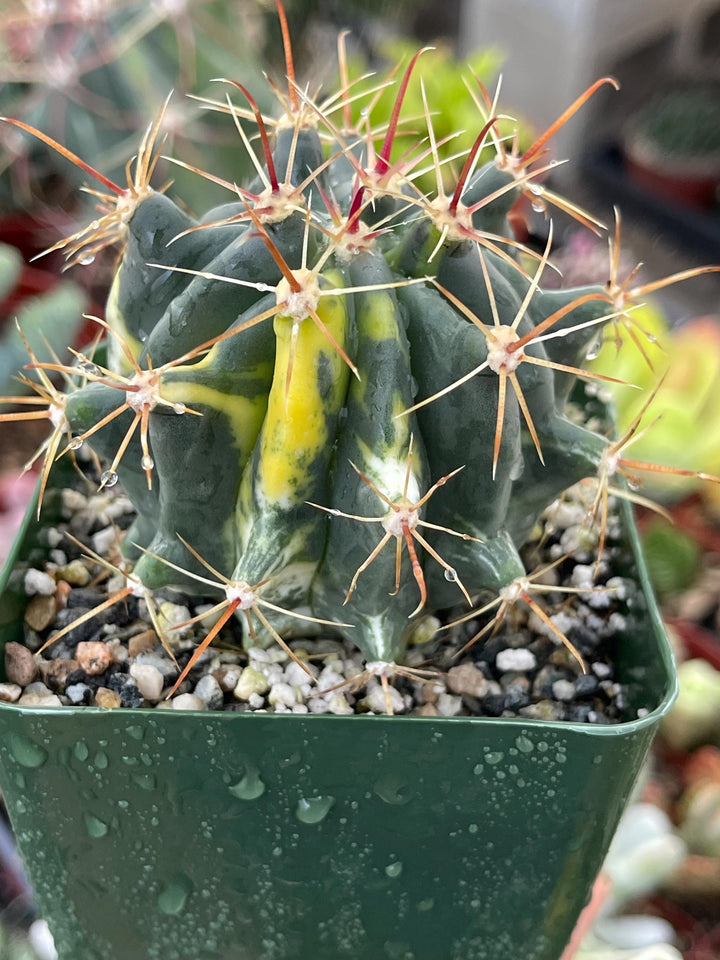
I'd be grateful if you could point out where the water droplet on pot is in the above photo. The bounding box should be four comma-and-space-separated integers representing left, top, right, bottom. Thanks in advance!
229, 765, 265, 800
9, 734, 47, 769
100, 470, 119, 488
295, 795, 335, 824
74, 741, 89, 762
94, 751, 108, 770
373, 773, 411, 805
417, 898, 434, 912
158, 873, 193, 915
83, 813, 108, 838
515, 734, 534, 754
132, 772, 157, 791
385, 861, 403, 879
468, 823, 478, 834
485, 751, 504, 765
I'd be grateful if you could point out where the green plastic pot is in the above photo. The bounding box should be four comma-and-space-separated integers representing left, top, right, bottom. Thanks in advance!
0, 476, 677, 960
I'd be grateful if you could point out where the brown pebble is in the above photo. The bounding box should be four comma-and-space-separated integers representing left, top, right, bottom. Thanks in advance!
94, 687, 122, 708
4, 641, 38, 686
24, 594, 57, 632
40, 658, 80, 693
75, 641, 112, 676
415, 702, 439, 717
549, 647, 581, 671
447, 663, 494, 698
54, 581, 72, 610
128, 630, 158, 658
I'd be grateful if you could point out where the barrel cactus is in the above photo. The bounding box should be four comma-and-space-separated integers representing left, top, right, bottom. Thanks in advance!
3, 9, 717, 696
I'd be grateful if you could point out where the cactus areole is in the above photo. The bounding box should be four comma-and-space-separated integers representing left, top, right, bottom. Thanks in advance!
0, 13, 682, 960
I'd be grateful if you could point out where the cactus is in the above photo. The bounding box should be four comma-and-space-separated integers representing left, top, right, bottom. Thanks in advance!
2, 6, 719, 691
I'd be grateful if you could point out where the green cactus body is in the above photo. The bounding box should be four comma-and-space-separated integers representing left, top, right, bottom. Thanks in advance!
107, 192, 250, 373
141, 214, 314, 367
15, 51, 633, 672
131, 295, 278, 590
311, 251, 428, 662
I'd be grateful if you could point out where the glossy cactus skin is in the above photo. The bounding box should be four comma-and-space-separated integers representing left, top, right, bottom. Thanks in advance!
21, 66, 622, 666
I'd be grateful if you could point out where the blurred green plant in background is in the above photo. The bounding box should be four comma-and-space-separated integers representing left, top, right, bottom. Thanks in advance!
0, 242, 86, 397
337, 38, 534, 196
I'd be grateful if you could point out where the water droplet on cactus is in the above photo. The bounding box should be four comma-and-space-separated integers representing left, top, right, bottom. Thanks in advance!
141, 455, 154, 471
531, 199, 547, 213
100, 469, 119, 488
172, 402, 186, 415
585, 336, 602, 361
444, 567, 458, 582
528, 183, 545, 197
79, 254, 95, 265
68, 437, 84, 450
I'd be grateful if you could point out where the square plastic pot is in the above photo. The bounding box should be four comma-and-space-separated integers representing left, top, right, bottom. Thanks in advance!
0, 477, 677, 960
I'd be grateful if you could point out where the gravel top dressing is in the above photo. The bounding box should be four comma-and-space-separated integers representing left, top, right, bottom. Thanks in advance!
2, 463, 641, 722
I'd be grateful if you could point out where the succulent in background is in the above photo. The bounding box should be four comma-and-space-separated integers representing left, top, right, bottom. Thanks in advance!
2, 5, 719, 694
0, 241, 86, 397
0, 0, 271, 217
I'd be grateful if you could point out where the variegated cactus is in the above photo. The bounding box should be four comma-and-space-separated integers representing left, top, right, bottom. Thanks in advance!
3, 6, 719, 695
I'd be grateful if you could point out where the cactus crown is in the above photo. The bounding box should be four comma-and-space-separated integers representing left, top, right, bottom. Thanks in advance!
3, 5, 719, 689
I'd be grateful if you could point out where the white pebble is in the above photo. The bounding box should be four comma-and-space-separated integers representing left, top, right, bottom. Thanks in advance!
552, 679, 576, 702
284, 660, 318, 686
91, 526, 116, 557
366, 683, 404, 715
326, 693, 353, 715
571, 564, 596, 590
268, 682, 298, 707
24, 569, 56, 597
308, 697, 331, 714
172, 693, 206, 711
233, 666, 270, 700
130, 663, 164, 701
436, 693, 463, 717
61, 489, 87, 517
158, 602, 193, 638
0, 682, 22, 703
248, 692, 265, 709
18, 686, 62, 707
248, 647, 271, 663
496, 648, 537, 672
